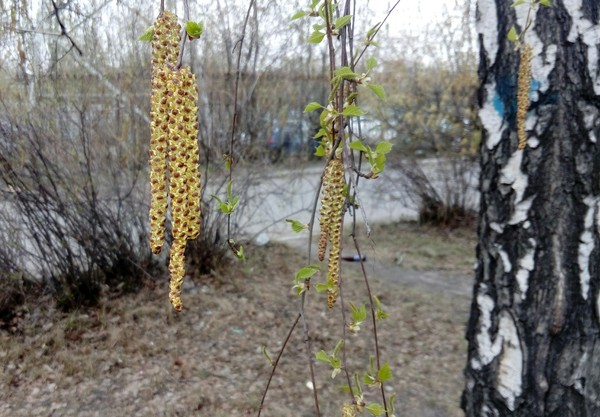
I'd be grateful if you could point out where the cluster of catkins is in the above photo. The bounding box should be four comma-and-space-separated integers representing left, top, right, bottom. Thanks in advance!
318, 156, 346, 309
149, 11, 201, 312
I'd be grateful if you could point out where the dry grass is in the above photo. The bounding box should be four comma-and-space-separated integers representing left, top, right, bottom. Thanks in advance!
0, 222, 475, 417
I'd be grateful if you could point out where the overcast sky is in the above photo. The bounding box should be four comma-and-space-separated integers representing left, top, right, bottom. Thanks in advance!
372, 0, 465, 34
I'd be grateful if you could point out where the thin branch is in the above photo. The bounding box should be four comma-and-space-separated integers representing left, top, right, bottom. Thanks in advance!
225, 0, 257, 256
355, 0, 401, 65
50, 0, 83, 56
351, 235, 389, 417
257, 313, 301, 417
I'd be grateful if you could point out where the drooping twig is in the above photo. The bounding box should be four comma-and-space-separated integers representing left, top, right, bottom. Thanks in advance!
352, 235, 389, 417
50, 0, 83, 56
257, 313, 301, 417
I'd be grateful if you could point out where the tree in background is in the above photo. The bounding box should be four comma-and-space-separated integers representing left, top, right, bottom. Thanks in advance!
368, 2, 481, 226
462, 0, 600, 415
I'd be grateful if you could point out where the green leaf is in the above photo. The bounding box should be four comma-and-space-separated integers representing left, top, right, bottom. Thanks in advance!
304, 102, 323, 112
366, 56, 377, 71
366, 23, 380, 40
507, 26, 519, 42
291, 10, 307, 20
308, 30, 325, 44
185, 20, 204, 39
364, 373, 376, 385
295, 265, 320, 281
333, 339, 344, 357
314, 128, 326, 139
367, 84, 386, 100
334, 66, 358, 79
235, 244, 245, 260
511, 0, 526, 6
138, 26, 154, 41
375, 141, 393, 154
334, 15, 352, 29
377, 362, 392, 382
315, 283, 329, 293
342, 104, 364, 117
351, 303, 367, 323
285, 218, 308, 233
539, 0, 552, 6
350, 140, 368, 152
314, 144, 326, 157
366, 403, 386, 416
262, 345, 273, 366
315, 350, 331, 364
220, 202, 231, 214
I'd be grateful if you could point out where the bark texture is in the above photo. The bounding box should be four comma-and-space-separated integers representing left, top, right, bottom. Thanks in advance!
463, 1, 600, 416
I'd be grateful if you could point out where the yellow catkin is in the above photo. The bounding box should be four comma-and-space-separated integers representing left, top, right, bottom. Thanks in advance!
179, 68, 201, 240
149, 11, 181, 254
318, 161, 335, 261
168, 238, 186, 312
517, 43, 532, 150
342, 404, 357, 417
325, 158, 345, 309
164, 67, 202, 311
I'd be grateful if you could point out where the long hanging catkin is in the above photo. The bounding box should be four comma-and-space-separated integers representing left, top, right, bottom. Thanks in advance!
517, 43, 532, 150
317, 156, 345, 309
165, 67, 201, 312
149, 11, 181, 254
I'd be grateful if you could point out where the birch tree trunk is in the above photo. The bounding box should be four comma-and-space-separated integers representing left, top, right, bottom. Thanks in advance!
462, 1, 600, 416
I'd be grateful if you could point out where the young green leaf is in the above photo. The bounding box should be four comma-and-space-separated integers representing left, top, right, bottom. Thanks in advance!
185, 21, 204, 39
138, 26, 154, 41
315, 282, 329, 293
350, 303, 367, 323
366, 403, 386, 416
235, 244, 245, 261
315, 350, 331, 364
262, 345, 274, 366
366, 56, 377, 71
308, 30, 325, 44
507, 25, 519, 42
366, 23, 380, 40
314, 144, 326, 157
511, 0, 526, 6
333, 339, 344, 357
304, 102, 323, 112
367, 84, 386, 100
377, 362, 392, 382
341, 104, 364, 117
375, 141, 393, 154
349, 140, 368, 152
285, 218, 308, 233
295, 265, 320, 281
539, 0, 552, 5
291, 10, 307, 20
334, 15, 352, 30
334, 66, 359, 80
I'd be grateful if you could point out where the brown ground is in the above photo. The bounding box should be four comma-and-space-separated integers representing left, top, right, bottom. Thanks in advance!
0, 222, 476, 417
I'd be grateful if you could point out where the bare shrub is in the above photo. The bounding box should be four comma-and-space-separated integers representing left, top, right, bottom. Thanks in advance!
0, 95, 156, 310
394, 156, 479, 228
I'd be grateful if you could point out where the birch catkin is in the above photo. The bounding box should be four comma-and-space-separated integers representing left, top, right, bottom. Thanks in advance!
517, 43, 532, 150
149, 11, 181, 254
149, 11, 202, 312
317, 157, 345, 309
